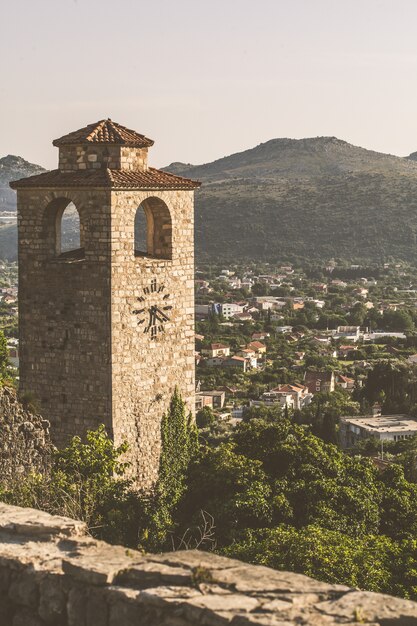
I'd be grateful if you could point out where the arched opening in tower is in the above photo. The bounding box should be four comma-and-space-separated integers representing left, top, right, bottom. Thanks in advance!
134, 205, 148, 255
134, 197, 172, 260
44, 197, 85, 260
59, 202, 81, 255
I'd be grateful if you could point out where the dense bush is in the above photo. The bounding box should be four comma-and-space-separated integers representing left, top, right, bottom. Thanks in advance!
6, 396, 417, 599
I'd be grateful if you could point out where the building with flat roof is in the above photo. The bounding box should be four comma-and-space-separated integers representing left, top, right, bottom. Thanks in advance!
340, 415, 417, 448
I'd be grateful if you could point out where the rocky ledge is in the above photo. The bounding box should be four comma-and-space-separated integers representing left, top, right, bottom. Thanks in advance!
0, 503, 416, 625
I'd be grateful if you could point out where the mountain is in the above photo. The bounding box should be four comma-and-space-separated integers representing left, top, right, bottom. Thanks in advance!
0, 156, 47, 260
0, 155, 46, 211
164, 137, 417, 263
3, 138, 417, 264
162, 137, 417, 262
167, 137, 417, 181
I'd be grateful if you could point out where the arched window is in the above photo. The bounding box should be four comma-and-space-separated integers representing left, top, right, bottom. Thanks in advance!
134, 197, 172, 260
44, 198, 85, 260
60, 202, 81, 255
134, 205, 148, 255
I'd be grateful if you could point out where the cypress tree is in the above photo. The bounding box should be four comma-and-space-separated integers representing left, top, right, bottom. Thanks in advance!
146, 387, 199, 548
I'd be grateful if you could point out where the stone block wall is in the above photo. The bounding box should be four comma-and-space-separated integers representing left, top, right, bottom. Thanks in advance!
110, 189, 195, 486
0, 386, 53, 484
0, 503, 416, 625
17, 188, 113, 445
58, 145, 149, 171
17, 184, 195, 487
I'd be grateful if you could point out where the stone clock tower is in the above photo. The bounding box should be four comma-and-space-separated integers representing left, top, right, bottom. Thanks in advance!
10, 119, 200, 487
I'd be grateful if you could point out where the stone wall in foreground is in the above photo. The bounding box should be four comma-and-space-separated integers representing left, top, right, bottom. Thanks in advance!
0, 503, 417, 626
0, 386, 53, 484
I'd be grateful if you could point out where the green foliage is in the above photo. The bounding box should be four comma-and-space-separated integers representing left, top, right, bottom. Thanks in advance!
177, 419, 382, 548
0, 331, 8, 378
362, 360, 417, 413
8, 381, 417, 598
196, 406, 216, 428
179, 443, 273, 545
382, 309, 415, 332
144, 388, 199, 550
223, 526, 399, 594
2, 425, 142, 545
3, 389, 199, 551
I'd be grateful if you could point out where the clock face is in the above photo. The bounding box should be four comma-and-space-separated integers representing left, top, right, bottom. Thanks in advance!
132, 278, 172, 340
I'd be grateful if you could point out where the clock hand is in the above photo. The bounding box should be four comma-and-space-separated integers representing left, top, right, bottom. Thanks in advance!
144, 307, 156, 332
154, 308, 170, 323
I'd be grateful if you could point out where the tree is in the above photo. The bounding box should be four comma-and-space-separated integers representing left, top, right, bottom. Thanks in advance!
147, 388, 199, 548
179, 443, 273, 545
362, 360, 417, 413
382, 310, 414, 332
223, 526, 397, 594
2, 424, 142, 546
252, 282, 270, 296
0, 331, 9, 378
196, 406, 216, 428
349, 302, 367, 326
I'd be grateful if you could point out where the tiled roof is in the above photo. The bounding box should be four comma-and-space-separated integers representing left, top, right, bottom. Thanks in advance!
10, 168, 200, 191
247, 341, 266, 349
53, 119, 154, 147
304, 370, 333, 383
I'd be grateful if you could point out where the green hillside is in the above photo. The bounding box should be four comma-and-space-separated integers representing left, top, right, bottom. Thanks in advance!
165, 137, 417, 263
0, 155, 46, 213
3, 138, 417, 263
0, 155, 46, 260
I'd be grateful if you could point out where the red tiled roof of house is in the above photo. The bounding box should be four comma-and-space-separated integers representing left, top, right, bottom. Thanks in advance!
211, 343, 229, 350
10, 168, 200, 191
304, 370, 333, 383
52, 119, 154, 147
338, 375, 354, 383
272, 383, 308, 394
290, 383, 307, 391
272, 385, 293, 393
247, 341, 266, 350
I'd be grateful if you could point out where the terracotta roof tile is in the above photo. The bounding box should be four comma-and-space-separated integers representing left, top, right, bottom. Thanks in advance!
10, 168, 200, 191
247, 341, 266, 349
52, 119, 154, 148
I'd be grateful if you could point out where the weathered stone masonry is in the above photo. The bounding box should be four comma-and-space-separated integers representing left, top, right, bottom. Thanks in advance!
11, 119, 200, 487
1, 503, 417, 625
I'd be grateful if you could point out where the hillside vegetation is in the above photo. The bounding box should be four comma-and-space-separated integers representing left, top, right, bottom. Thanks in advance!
0, 156, 46, 260
3, 138, 417, 263
0, 155, 45, 211
165, 137, 417, 263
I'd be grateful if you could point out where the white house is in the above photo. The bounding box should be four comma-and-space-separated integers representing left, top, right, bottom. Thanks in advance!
220, 303, 245, 319
340, 415, 417, 448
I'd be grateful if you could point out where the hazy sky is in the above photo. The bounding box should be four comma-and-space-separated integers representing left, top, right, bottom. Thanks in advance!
2, 0, 417, 169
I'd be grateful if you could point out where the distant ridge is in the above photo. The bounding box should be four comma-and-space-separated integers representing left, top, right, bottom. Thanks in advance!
4, 137, 417, 263
165, 136, 417, 181
0, 156, 47, 259
164, 137, 417, 263
0, 155, 46, 211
